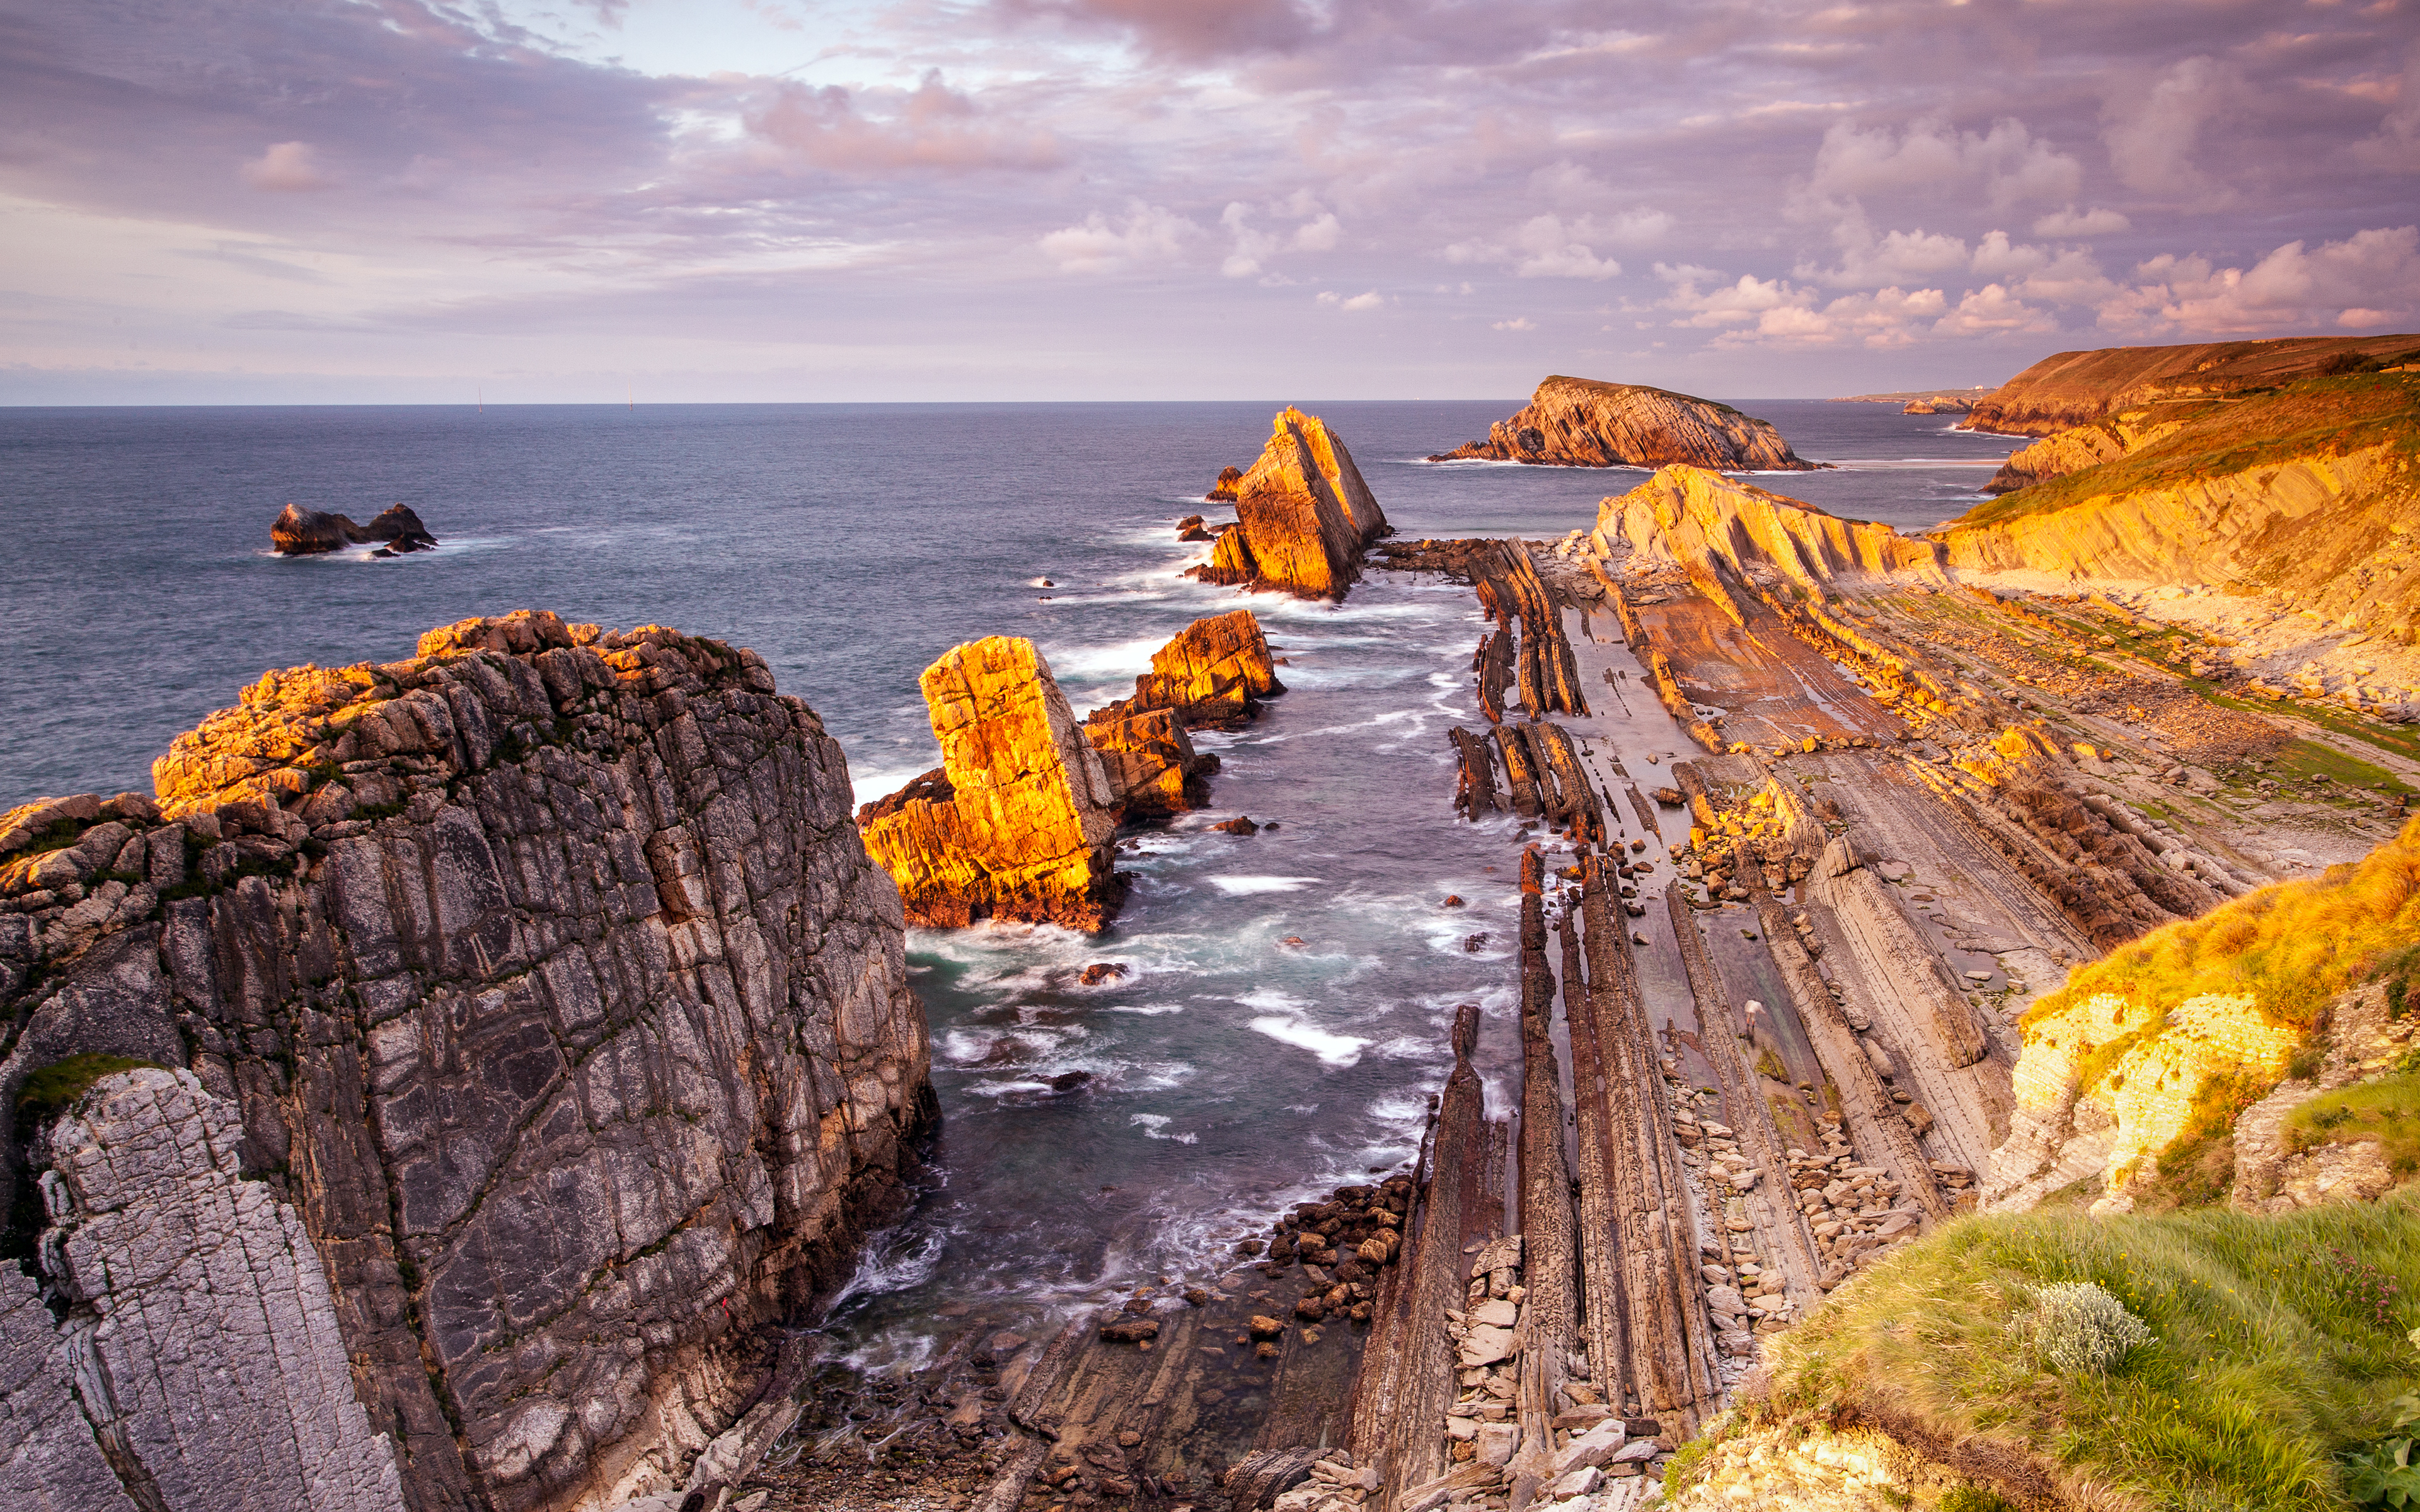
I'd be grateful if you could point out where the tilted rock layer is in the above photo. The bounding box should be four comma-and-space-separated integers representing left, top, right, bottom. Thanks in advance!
0, 609, 935, 1512
1190, 408, 1390, 599
1431, 376, 1812, 471
857, 637, 1124, 930
1090, 608, 1286, 731
1961, 333, 2420, 437
1943, 372, 2420, 629
1591, 465, 1945, 594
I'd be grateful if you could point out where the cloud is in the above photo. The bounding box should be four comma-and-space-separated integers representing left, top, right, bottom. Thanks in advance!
1446, 214, 1625, 280
2354, 43, 2420, 171
1493, 316, 1536, 331
2032, 205, 2131, 238
1807, 117, 2080, 212
1933, 283, 2054, 337
2104, 56, 2234, 203
241, 142, 334, 192
993, 0, 1317, 59
1318, 290, 1384, 311
2102, 226, 2420, 335
1040, 202, 1199, 272
1220, 199, 1341, 277
741, 71, 1059, 173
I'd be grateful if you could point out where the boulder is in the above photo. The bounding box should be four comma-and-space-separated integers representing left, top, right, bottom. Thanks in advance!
1187, 409, 1390, 600
1429, 376, 1813, 471
858, 636, 1126, 931
1206, 466, 1245, 502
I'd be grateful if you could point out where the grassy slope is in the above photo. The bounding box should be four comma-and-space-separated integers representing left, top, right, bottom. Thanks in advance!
1681, 1198, 2420, 1509
1954, 372, 2420, 529
2022, 813, 2420, 1038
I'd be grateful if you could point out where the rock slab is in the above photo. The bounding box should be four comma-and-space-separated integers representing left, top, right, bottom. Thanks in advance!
1190, 409, 1390, 600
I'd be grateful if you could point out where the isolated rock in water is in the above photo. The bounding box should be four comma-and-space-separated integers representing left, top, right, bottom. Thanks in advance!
858, 636, 1126, 930
0, 607, 933, 1511
1093, 608, 1286, 730
1962, 333, 2420, 437
1429, 375, 1814, 471
1206, 466, 1245, 502
4, 1068, 408, 1511
271, 501, 441, 556
1085, 707, 1210, 820
270, 502, 361, 554
1900, 396, 1974, 415
362, 503, 439, 553
1189, 408, 1390, 599
1593, 464, 1945, 594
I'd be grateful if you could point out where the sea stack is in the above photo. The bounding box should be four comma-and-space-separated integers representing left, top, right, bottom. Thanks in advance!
0, 609, 933, 1511
1189, 407, 1391, 600
858, 636, 1126, 930
1090, 607, 1285, 730
1429, 375, 1813, 471
270, 501, 440, 556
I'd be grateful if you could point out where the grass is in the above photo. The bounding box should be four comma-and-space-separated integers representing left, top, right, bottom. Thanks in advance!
2022, 815, 2420, 1036
2290, 1072, 2420, 1177
1685, 1197, 2420, 1509
1955, 372, 2420, 528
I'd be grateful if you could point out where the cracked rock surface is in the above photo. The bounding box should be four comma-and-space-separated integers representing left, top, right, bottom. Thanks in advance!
1, 610, 934, 1512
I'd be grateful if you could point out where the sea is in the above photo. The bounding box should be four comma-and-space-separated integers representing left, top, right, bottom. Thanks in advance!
0, 398, 2018, 1372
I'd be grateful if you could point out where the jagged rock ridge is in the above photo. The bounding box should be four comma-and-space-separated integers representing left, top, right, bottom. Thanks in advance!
1189, 408, 1390, 600
1591, 465, 1945, 597
1430, 377, 1813, 472
0, 609, 934, 1512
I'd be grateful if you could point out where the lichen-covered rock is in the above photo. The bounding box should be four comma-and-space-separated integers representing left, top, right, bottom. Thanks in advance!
1431, 377, 1812, 471
858, 636, 1124, 931
8, 1067, 407, 1511
0, 608, 934, 1512
1092, 609, 1285, 731
1189, 409, 1390, 600
1591, 466, 1945, 593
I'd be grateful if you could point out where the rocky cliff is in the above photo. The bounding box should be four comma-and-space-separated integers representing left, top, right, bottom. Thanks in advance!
857, 637, 1125, 931
1942, 372, 2420, 630
1984, 814, 2420, 1214
1430, 377, 1812, 471
1189, 408, 1390, 600
1590, 465, 1945, 595
0, 609, 935, 1512
1959, 333, 2420, 437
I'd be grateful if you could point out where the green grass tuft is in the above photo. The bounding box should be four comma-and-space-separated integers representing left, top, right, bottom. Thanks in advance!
2290, 1073, 2420, 1179
1741, 1197, 2420, 1509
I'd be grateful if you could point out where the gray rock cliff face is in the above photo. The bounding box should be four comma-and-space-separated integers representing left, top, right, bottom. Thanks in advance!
0, 610, 935, 1512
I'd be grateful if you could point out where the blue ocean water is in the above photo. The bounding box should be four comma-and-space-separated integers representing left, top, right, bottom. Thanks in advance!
0, 396, 2014, 1363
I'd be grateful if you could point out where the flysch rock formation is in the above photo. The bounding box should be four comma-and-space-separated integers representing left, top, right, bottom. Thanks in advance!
272, 503, 441, 556
858, 637, 1126, 931
4, 1067, 409, 1512
1088, 607, 1286, 731
0, 608, 935, 1512
1590, 466, 1946, 598
1957, 332, 2420, 437
1189, 408, 1391, 600
1429, 377, 1814, 472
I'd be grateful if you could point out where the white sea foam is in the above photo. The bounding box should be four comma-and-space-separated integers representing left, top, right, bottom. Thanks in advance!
1130, 1113, 1199, 1145
1248, 1016, 1372, 1066
1210, 874, 1322, 895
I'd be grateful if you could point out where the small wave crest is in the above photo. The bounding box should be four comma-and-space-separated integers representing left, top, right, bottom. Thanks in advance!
1248, 1015, 1372, 1066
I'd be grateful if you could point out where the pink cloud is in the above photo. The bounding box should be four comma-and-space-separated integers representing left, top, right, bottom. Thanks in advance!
241, 142, 333, 192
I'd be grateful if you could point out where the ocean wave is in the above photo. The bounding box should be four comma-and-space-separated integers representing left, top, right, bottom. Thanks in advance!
1247, 1015, 1373, 1066
1209, 874, 1322, 895
1130, 1113, 1199, 1145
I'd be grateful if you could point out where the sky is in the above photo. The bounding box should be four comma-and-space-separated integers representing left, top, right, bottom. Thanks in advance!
2, 0, 2416, 403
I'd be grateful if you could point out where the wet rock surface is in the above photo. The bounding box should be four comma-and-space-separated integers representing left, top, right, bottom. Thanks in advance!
0, 608, 934, 1512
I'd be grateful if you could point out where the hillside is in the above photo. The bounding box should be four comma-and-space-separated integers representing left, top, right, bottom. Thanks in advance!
1962, 333, 2420, 437
1939, 371, 2420, 631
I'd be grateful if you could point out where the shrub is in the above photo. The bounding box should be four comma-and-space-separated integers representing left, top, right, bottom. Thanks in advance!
2031, 1280, 2156, 1376
1937, 1488, 2018, 1512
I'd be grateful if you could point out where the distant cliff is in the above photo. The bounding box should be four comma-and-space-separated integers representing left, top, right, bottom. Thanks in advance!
1191, 408, 1391, 600
0, 610, 934, 1512
1431, 377, 1813, 471
1959, 333, 2420, 437
1942, 370, 2420, 629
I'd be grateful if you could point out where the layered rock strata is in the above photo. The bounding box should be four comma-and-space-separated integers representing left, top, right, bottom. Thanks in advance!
1089, 608, 1285, 730
271, 503, 439, 556
858, 637, 1124, 931
1591, 466, 1945, 595
1189, 408, 1391, 600
1960, 333, 2420, 437
0, 608, 935, 1512
1430, 377, 1812, 471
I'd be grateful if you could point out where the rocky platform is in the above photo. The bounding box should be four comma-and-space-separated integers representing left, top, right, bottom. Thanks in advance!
1428, 378, 1812, 472
1190, 409, 1390, 600
0, 608, 935, 1512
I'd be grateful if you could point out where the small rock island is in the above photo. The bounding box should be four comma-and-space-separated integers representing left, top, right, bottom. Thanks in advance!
1429, 375, 1814, 471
